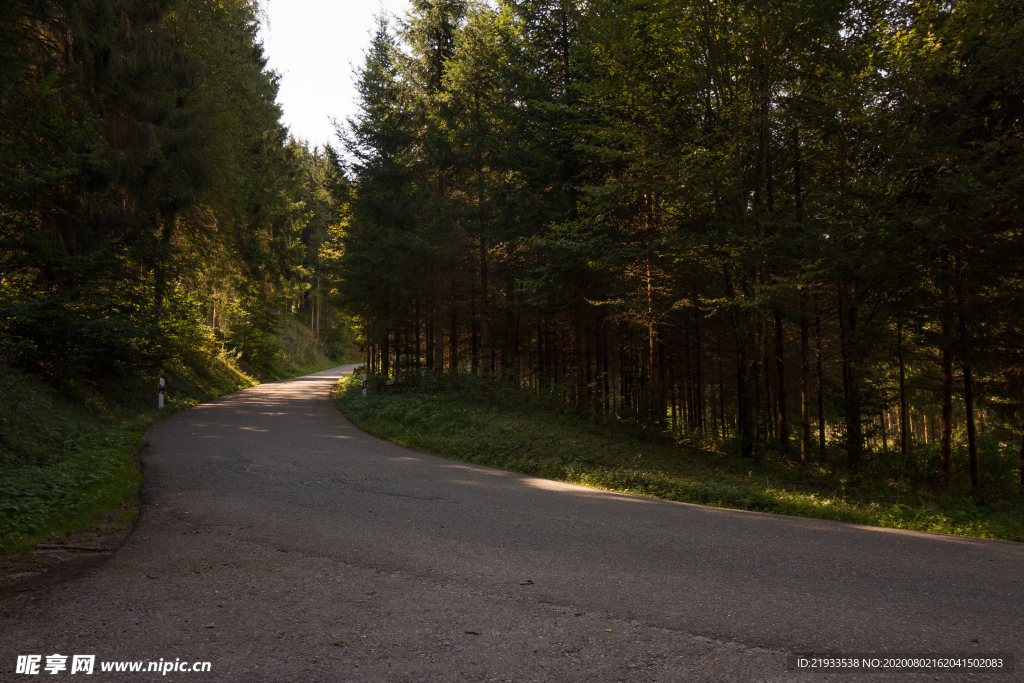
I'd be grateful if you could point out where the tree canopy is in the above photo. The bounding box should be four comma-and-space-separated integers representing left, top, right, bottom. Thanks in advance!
0, 0, 346, 388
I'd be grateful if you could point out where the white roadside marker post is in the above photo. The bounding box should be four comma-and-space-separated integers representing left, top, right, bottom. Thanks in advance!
158, 377, 165, 409
362, 373, 367, 397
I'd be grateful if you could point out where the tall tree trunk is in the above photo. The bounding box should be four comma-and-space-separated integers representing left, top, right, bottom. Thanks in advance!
897, 306, 908, 457
681, 319, 691, 429
838, 280, 863, 472
670, 350, 678, 434
940, 250, 953, 485
414, 300, 422, 370
540, 319, 548, 393
694, 312, 704, 433
646, 263, 661, 424
1019, 389, 1024, 490
470, 270, 479, 375
434, 294, 444, 374
737, 331, 754, 459
513, 287, 522, 379
775, 311, 789, 456
502, 279, 515, 377
957, 276, 979, 486
764, 334, 775, 443
753, 320, 766, 462
602, 326, 610, 415
718, 343, 726, 440
426, 292, 435, 371
479, 238, 490, 384
658, 334, 668, 426
395, 328, 402, 378
575, 300, 587, 411
537, 319, 544, 392
620, 325, 629, 413
800, 316, 811, 461
816, 315, 826, 459
449, 304, 458, 375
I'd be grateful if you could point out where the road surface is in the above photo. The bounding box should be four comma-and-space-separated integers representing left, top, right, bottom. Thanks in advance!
2, 365, 1021, 681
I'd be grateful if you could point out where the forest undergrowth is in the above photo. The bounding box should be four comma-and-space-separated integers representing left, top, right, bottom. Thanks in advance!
335, 374, 1024, 543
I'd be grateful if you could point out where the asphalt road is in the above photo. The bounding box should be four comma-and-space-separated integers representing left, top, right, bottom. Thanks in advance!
2, 365, 1021, 682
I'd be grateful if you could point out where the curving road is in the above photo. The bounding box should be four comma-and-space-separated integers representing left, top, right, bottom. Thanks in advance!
2, 365, 1021, 681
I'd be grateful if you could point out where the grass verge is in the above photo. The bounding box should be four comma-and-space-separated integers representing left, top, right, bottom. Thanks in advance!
334, 375, 1024, 543
0, 317, 355, 554
0, 359, 250, 553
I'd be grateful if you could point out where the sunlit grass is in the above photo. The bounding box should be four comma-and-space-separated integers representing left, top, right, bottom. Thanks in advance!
334, 376, 1024, 542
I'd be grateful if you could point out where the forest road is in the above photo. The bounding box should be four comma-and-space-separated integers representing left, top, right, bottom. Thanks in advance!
1, 365, 1021, 682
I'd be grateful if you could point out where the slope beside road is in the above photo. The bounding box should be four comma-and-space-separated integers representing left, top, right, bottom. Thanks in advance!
1, 365, 1021, 681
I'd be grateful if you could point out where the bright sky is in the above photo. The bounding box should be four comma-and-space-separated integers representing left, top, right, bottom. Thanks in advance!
259, 0, 412, 150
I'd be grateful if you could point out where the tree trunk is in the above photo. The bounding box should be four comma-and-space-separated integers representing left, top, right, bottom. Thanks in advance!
815, 316, 826, 458
940, 250, 953, 484
718, 343, 726, 440
620, 327, 630, 414
502, 279, 515, 377
395, 328, 402, 378
897, 308, 908, 457
434, 294, 444, 374
837, 280, 863, 472
737, 332, 754, 459
426, 292, 435, 371
602, 327, 610, 415
775, 311, 789, 456
658, 334, 668, 426
694, 312, 704, 433
543, 323, 550, 389
764, 332, 775, 443
575, 301, 588, 411
449, 304, 458, 375
1019, 389, 1024, 490
479, 239, 490, 384
649, 322, 663, 424
957, 277, 979, 486
414, 300, 422, 370
470, 271, 479, 375
800, 316, 811, 461
753, 321, 766, 462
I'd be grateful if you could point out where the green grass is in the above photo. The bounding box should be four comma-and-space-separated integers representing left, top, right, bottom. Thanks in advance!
334, 375, 1024, 543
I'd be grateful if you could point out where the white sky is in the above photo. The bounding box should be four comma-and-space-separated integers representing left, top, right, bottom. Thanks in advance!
259, 0, 412, 150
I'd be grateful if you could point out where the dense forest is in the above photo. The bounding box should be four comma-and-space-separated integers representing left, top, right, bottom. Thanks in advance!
337, 0, 1024, 488
0, 0, 350, 396
2, 0, 1023, 500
